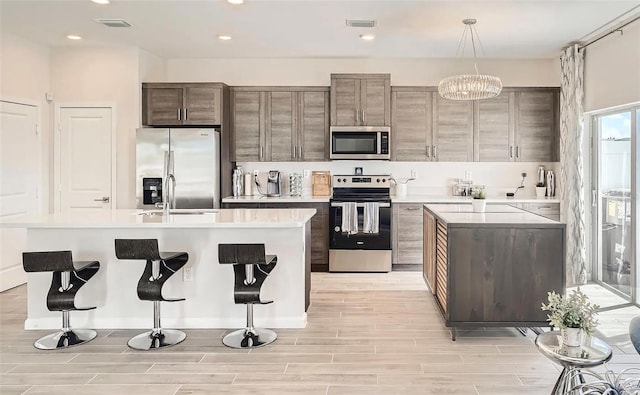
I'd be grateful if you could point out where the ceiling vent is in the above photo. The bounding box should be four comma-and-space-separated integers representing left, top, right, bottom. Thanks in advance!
95, 18, 132, 28
346, 19, 376, 28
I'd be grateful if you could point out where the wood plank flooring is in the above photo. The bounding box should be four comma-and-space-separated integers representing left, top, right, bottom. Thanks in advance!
1, 272, 637, 395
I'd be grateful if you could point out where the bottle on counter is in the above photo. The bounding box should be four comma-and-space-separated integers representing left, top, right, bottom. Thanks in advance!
233, 166, 244, 197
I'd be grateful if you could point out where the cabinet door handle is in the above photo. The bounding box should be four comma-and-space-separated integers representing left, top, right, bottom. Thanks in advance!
405, 207, 420, 211
355, 109, 360, 125
299, 145, 302, 160
592, 190, 597, 207
509, 146, 513, 158
184, 108, 188, 120
93, 196, 110, 203
433, 145, 437, 159
260, 146, 264, 159
362, 109, 366, 125
293, 145, 297, 158
516, 146, 520, 158
426, 145, 431, 158
177, 108, 181, 121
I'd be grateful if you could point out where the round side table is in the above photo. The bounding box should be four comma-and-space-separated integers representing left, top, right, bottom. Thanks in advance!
535, 331, 613, 395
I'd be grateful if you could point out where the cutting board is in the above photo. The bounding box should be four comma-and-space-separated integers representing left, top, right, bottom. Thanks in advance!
312, 171, 331, 196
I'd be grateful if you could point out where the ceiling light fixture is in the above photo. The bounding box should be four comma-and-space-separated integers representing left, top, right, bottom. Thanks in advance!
217, 35, 232, 41
91, 0, 110, 4
438, 19, 502, 101
66, 35, 82, 40
359, 34, 375, 41
227, 0, 243, 4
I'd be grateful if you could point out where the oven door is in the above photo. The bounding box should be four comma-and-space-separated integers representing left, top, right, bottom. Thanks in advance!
329, 201, 391, 250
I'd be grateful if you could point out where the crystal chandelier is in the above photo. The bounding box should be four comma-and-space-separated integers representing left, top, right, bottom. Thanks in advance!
438, 19, 502, 101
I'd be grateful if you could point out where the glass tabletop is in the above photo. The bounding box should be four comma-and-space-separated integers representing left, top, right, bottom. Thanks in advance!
535, 331, 613, 368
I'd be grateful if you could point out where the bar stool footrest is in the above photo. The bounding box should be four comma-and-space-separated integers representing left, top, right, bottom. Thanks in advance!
127, 329, 186, 351
34, 328, 97, 350
223, 327, 277, 349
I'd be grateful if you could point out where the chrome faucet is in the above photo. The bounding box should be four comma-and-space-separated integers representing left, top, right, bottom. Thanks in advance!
163, 173, 176, 216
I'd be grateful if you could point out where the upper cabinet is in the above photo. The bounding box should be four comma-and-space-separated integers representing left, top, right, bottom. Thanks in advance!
142, 83, 223, 126
230, 87, 329, 162
391, 87, 434, 161
331, 74, 391, 126
514, 89, 560, 162
391, 86, 559, 162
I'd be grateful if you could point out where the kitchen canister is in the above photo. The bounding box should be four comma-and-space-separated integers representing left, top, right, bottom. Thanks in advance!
243, 173, 253, 196
395, 183, 408, 198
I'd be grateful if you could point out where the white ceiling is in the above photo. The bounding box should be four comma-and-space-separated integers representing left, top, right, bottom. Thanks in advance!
1, 0, 638, 59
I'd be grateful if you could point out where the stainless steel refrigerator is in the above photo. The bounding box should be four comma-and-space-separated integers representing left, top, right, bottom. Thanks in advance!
136, 128, 220, 209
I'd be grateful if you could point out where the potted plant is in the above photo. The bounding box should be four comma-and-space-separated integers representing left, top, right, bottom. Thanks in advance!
472, 190, 486, 213
568, 367, 640, 394
541, 289, 600, 347
536, 182, 546, 198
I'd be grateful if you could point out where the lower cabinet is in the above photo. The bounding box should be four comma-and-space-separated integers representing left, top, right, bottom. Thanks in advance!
222, 202, 329, 272
392, 203, 423, 270
422, 208, 436, 294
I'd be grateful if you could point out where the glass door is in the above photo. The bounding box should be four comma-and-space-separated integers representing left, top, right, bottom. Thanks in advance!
592, 107, 638, 306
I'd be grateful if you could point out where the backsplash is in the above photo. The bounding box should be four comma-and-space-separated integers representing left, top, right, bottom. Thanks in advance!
237, 161, 561, 198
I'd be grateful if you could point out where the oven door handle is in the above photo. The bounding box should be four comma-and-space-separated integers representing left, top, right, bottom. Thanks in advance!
331, 202, 391, 208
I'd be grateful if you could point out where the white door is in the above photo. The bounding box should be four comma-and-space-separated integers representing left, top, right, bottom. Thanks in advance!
58, 107, 113, 212
0, 101, 39, 291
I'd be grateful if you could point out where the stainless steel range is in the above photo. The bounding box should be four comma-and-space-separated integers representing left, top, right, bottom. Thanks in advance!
329, 175, 392, 272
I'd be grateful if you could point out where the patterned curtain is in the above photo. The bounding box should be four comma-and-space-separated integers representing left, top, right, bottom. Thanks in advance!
559, 44, 587, 287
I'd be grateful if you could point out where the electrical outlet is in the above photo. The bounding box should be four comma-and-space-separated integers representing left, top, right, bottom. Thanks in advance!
303, 169, 310, 178
183, 267, 193, 282
410, 169, 418, 179
253, 170, 259, 177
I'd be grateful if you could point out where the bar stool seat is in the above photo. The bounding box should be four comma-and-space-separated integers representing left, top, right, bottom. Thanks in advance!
22, 251, 100, 350
219, 243, 277, 349
115, 239, 188, 351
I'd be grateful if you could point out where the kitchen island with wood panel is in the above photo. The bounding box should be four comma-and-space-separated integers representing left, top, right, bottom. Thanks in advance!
422, 204, 565, 340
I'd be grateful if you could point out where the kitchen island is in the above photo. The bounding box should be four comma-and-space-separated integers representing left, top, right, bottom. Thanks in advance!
1, 208, 315, 330
422, 204, 565, 340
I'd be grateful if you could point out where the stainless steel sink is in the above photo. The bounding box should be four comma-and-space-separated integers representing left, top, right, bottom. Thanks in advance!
136, 209, 218, 216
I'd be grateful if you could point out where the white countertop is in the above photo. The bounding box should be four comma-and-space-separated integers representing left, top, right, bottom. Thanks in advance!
424, 204, 523, 213
424, 204, 561, 225
393, 195, 560, 204
223, 195, 330, 203
0, 209, 317, 229
223, 194, 559, 204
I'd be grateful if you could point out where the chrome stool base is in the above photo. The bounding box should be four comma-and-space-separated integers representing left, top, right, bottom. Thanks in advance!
34, 328, 97, 350
127, 329, 186, 351
223, 328, 277, 349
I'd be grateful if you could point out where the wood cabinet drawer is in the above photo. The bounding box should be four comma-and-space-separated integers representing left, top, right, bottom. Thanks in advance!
524, 202, 560, 214
396, 203, 424, 215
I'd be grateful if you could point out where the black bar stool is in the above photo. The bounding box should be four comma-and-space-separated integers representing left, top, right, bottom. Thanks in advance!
22, 251, 100, 350
218, 243, 277, 348
114, 239, 188, 351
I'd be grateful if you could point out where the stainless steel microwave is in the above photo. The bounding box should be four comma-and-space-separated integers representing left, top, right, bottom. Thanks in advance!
329, 126, 391, 160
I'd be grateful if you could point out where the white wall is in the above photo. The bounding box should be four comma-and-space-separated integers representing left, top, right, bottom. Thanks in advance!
50, 46, 140, 209
584, 20, 640, 112
167, 58, 561, 86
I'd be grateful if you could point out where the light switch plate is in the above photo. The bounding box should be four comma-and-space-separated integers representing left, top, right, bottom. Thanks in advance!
303, 169, 310, 178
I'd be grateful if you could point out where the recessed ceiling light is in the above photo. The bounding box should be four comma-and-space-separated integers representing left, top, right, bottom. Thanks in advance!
227, 0, 243, 4
91, 0, 110, 4
359, 34, 375, 41
66, 35, 82, 40
218, 35, 232, 41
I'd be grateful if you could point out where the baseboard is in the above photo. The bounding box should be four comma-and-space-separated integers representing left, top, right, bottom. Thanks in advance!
0, 265, 26, 292
392, 264, 421, 272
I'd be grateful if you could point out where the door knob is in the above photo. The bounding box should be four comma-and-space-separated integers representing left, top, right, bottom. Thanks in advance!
94, 196, 110, 203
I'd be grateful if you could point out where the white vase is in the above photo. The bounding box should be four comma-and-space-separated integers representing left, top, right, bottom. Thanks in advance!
472, 199, 486, 213
561, 327, 583, 347
536, 187, 546, 198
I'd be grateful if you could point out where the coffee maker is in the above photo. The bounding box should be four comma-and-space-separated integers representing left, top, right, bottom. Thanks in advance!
267, 170, 282, 197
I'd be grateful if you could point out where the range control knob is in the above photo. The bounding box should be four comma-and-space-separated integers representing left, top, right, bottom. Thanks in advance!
382, 178, 387, 183
376, 178, 381, 183
336, 178, 341, 183
334, 226, 341, 232
342, 178, 347, 182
